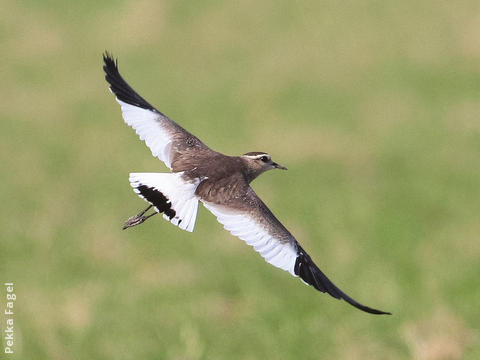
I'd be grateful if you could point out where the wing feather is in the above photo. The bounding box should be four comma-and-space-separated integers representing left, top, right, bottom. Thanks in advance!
103, 52, 209, 169
202, 188, 391, 315
203, 201, 298, 274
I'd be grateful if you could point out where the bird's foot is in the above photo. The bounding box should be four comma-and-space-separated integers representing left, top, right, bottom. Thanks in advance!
122, 205, 157, 230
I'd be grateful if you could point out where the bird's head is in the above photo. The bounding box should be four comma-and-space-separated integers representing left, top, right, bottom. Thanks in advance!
241, 152, 287, 181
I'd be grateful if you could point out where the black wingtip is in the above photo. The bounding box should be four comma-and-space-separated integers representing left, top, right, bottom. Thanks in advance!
102, 51, 159, 112
103, 51, 117, 72
294, 245, 391, 315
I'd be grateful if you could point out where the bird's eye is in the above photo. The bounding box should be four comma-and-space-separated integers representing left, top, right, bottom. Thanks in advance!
260, 156, 269, 162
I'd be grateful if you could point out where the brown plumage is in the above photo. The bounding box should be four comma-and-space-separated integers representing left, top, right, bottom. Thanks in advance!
103, 52, 390, 315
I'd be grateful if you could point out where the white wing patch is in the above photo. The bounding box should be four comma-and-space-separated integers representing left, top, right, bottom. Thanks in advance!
130, 172, 200, 232
116, 98, 173, 169
203, 202, 298, 276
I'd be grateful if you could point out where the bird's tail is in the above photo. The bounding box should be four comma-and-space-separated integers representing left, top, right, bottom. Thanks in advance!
129, 172, 200, 232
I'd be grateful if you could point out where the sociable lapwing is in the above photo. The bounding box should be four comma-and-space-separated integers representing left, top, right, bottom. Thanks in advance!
103, 53, 390, 315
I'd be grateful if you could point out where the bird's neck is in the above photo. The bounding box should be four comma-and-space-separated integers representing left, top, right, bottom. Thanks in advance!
240, 158, 263, 184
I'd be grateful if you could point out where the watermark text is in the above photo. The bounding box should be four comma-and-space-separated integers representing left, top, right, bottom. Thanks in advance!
4, 283, 15, 355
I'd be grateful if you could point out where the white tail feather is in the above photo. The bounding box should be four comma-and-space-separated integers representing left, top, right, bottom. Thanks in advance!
129, 172, 200, 232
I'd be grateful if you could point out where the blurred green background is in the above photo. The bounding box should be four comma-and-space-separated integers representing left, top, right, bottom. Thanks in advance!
1, 0, 479, 359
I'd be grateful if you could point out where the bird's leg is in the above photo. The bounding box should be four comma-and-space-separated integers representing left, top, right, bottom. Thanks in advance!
138, 205, 153, 217
122, 205, 158, 230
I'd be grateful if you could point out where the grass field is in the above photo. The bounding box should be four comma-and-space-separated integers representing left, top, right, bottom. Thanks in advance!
2, 1, 480, 359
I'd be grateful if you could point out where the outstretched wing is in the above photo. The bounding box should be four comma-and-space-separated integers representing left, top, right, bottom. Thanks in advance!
202, 186, 390, 315
103, 52, 210, 169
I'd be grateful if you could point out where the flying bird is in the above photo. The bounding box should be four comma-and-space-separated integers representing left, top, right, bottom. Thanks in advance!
103, 52, 390, 315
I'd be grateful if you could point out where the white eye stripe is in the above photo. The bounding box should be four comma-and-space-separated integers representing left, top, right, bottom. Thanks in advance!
244, 154, 271, 161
